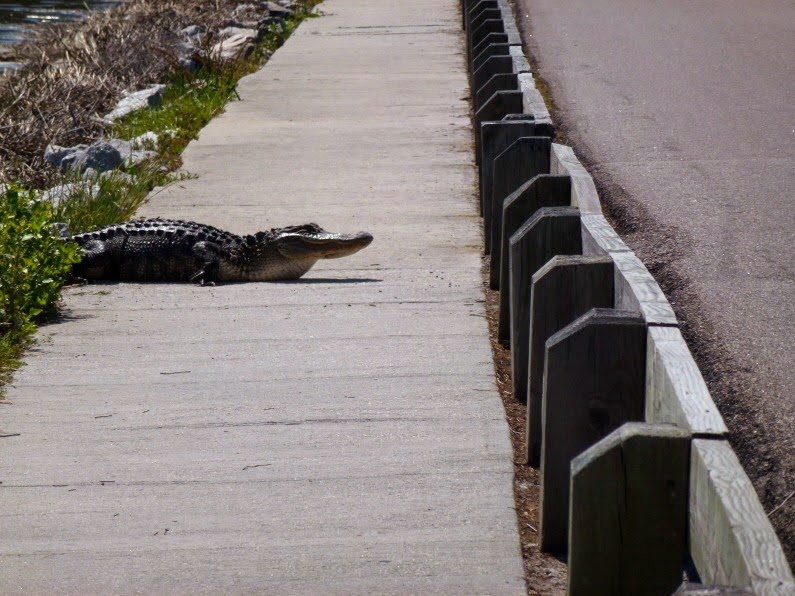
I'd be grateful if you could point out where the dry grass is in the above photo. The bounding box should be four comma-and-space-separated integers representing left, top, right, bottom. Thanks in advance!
0, 0, 305, 188
482, 261, 568, 595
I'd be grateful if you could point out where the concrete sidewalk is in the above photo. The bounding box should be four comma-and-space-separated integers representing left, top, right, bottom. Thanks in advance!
0, 0, 525, 593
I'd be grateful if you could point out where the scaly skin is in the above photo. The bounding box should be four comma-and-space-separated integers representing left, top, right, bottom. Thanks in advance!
69, 218, 373, 284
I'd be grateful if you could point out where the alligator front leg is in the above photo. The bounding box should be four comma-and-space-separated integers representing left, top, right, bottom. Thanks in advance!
189, 241, 221, 286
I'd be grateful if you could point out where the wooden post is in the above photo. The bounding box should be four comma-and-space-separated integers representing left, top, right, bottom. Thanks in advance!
491, 174, 570, 291
468, 10, 501, 51
497, 203, 578, 343
471, 32, 508, 62
478, 120, 536, 217
465, 1, 497, 34
472, 54, 512, 95
470, 21, 506, 61
474, 72, 518, 113
484, 135, 552, 254
568, 423, 690, 596
472, 91, 523, 171
538, 308, 647, 554
507, 207, 582, 403
525, 255, 614, 467
473, 43, 511, 73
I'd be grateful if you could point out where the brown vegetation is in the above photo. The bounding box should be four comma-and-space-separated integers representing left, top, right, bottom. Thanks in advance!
0, 0, 284, 188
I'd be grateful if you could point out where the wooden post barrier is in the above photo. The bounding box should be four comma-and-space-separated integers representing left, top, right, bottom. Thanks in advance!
525, 255, 615, 467
517, 72, 552, 128
581, 213, 632, 255
465, 1, 497, 34
550, 143, 603, 215
468, 10, 501, 50
485, 135, 552, 254
508, 207, 582, 403
645, 326, 727, 435
492, 174, 570, 291
473, 42, 511, 73
478, 119, 536, 216
472, 32, 508, 60
538, 308, 646, 554
472, 54, 513, 94
568, 423, 690, 596
474, 72, 518, 112
470, 20, 506, 58
496, 186, 572, 338
612, 251, 678, 326
689, 439, 794, 592
472, 90, 523, 169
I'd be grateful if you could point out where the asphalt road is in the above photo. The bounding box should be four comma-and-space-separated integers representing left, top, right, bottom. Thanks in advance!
513, 0, 795, 564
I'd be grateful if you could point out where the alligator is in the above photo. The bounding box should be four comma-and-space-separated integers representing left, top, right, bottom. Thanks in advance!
68, 218, 373, 284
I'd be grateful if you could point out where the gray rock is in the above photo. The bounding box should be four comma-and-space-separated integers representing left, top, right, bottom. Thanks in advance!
131, 132, 159, 149
212, 33, 256, 61
217, 27, 260, 42
179, 57, 200, 73
45, 144, 87, 170
262, 1, 294, 17
41, 182, 100, 207
104, 85, 165, 122
45, 142, 122, 174
180, 25, 205, 38
107, 138, 157, 168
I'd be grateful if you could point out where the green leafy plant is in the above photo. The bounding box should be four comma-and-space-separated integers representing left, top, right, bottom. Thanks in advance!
0, 187, 81, 339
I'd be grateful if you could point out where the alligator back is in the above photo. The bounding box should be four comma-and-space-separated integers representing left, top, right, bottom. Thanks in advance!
70, 219, 251, 283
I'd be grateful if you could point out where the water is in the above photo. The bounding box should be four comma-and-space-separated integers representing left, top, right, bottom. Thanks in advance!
0, 0, 124, 70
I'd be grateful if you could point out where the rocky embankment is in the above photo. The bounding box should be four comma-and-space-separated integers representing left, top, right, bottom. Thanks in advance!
0, 0, 306, 192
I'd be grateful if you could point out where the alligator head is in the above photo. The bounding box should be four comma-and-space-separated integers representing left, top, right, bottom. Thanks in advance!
234, 223, 374, 281
269, 223, 374, 260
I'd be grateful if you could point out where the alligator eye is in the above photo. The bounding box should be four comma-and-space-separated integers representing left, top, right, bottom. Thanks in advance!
255, 231, 268, 241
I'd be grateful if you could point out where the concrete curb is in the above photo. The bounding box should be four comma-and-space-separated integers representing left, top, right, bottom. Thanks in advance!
459, 0, 794, 590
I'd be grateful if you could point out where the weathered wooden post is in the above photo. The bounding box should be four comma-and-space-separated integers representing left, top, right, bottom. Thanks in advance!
472, 55, 513, 96
478, 120, 536, 217
568, 423, 690, 596
474, 73, 517, 112
538, 308, 647, 553
472, 91, 523, 170
472, 33, 509, 63
465, 1, 498, 34
468, 9, 501, 52
491, 174, 570, 291
473, 43, 511, 73
507, 207, 582, 403
525, 255, 615, 467
484, 135, 551, 253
